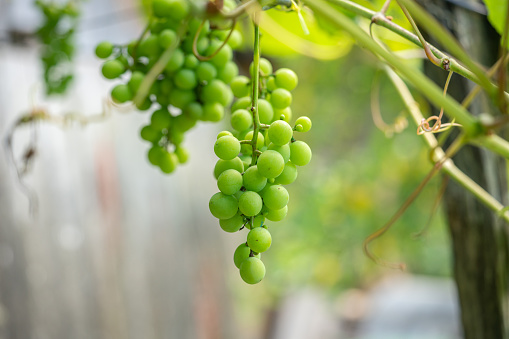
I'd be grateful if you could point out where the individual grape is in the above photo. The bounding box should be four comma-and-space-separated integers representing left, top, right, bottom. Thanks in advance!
258, 99, 274, 124
147, 146, 165, 165
268, 120, 293, 146
247, 227, 271, 253
173, 114, 196, 132
184, 102, 204, 120
250, 57, 273, 77
128, 71, 145, 94
271, 88, 292, 109
165, 48, 185, 72
268, 143, 290, 163
290, 141, 312, 166
138, 35, 161, 57
217, 169, 243, 195
274, 107, 292, 123
295, 116, 312, 132
111, 84, 132, 103
174, 69, 197, 90
207, 41, 232, 68
231, 76, 251, 98
262, 184, 289, 210
217, 130, 233, 139
152, 0, 189, 20
101, 59, 125, 79
239, 191, 263, 216
242, 165, 267, 192
257, 150, 285, 178
214, 157, 244, 179
214, 135, 241, 160
252, 214, 265, 228
159, 151, 178, 173
150, 109, 171, 130
209, 192, 238, 219
140, 125, 161, 143
274, 68, 298, 91
217, 61, 238, 84
233, 243, 260, 268
264, 205, 288, 222
240, 155, 251, 171
169, 89, 196, 109
95, 41, 113, 59
158, 29, 177, 48
266, 76, 277, 91
136, 98, 153, 111
220, 213, 244, 233
202, 102, 225, 122
274, 161, 297, 185
196, 62, 217, 83
231, 109, 253, 131
239, 257, 265, 284
227, 30, 243, 49
201, 79, 231, 106
184, 54, 199, 69
243, 131, 264, 149
175, 146, 189, 164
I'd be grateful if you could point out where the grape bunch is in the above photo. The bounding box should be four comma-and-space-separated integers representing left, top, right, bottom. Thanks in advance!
208, 59, 312, 284
94, 0, 242, 173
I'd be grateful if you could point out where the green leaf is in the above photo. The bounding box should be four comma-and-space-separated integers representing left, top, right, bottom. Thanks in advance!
484, 0, 508, 36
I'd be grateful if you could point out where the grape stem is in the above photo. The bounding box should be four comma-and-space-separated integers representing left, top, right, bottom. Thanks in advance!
250, 14, 262, 167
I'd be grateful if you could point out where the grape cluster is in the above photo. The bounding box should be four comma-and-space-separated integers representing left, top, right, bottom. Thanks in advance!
95, 0, 242, 173
209, 59, 312, 284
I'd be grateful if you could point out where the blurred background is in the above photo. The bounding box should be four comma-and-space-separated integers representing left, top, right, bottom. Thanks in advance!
0, 0, 461, 338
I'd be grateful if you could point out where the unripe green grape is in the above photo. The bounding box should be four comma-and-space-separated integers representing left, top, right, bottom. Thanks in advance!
159, 151, 178, 174
257, 150, 285, 178
232, 96, 251, 111
217, 130, 233, 139
158, 29, 177, 48
165, 48, 185, 73
138, 35, 161, 57
240, 155, 251, 171
263, 184, 289, 210
227, 30, 243, 49
268, 143, 290, 163
239, 191, 263, 216
234, 243, 260, 268
196, 62, 217, 83
268, 120, 293, 146
184, 102, 204, 120
195, 37, 210, 54
173, 114, 196, 132
252, 215, 265, 228
152, 0, 172, 18
174, 69, 197, 90
202, 102, 225, 122
243, 166, 267, 192
218, 61, 238, 84
250, 58, 273, 77
274, 68, 298, 91
231, 76, 251, 98
271, 88, 292, 109
217, 169, 243, 195
290, 141, 312, 166
220, 214, 244, 233
152, 0, 189, 20
148, 146, 165, 165
207, 41, 232, 68
214, 157, 244, 179
101, 59, 125, 79
274, 161, 297, 185
214, 135, 241, 160
264, 132, 271, 147
231, 109, 253, 131
111, 84, 132, 103
258, 99, 274, 124
239, 257, 265, 284
184, 54, 199, 69
247, 227, 271, 253
140, 125, 161, 143
188, 19, 210, 39
175, 146, 189, 164
136, 98, 153, 111
95, 41, 113, 59
168, 127, 185, 145
169, 89, 196, 109
159, 78, 173, 94
128, 71, 145, 94
241, 131, 264, 155
211, 29, 229, 41
209, 192, 238, 219
151, 109, 172, 131
275, 107, 292, 123
201, 79, 230, 106
295, 116, 312, 132
150, 21, 166, 34
266, 76, 277, 91
115, 55, 129, 69
264, 205, 288, 222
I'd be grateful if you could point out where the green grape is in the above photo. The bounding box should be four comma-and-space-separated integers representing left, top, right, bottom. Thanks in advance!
217, 61, 238, 84
240, 155, 251, 171
241, 131, 264, 155
214, 157, 244, 179
184, 54, 199, 69
247, 227, 271, 253
209, 192, 238, 219
152, 0, 172, 18
268, 143, 290, 163
202, 102, 225, 122
95, 41, 113, 59
169, 89, 196, 109
243, 166, 267, 192
140, 125, 161, 143
262, 184, 289, 210
258, 99, 274, 124
196, 62, 217, 83
234, 243, 260, 268
231, 76, 251, 98
188, 19, 210, 38
168, 127, 185, 144
207, 41, 232, 68
165, 48, 185, 72
174, 69, 197, 90
220, 213, 244, 233
201, 79, 230, 106
270, 88, 292, 109
214, 135, 241, 160
184, 102, 204, 120
151, 109, 172, 130
158, 29, 177, 48
152, 0, 189, 20
175, 146, 189, 163
128, 71, 145, 94
227, 30, 243, 49
264, 205, 288, 222
115, 55, 129, 69
173, 114, 196, 132
231, 109, 253, 131
290, 141, 312, 166
138, 35, 161, 57
239, 191, 263, 216
211, 29, 229, 41
239, 257, 265, 284
274, 161, 297, 185
148, 146, 165, 165
159, 151, 178, 173
136, 98, 153, 111
250, 58, 273, 77
295, 116, 312, 132
274, 107, 292, 123
217, 169, 243, 195
252, 215, 265, 228
274, 68, 298, 91
101, 59, 125, 79
194, 37, 209, 55
232, 96, 252, 111
159, 78, 173, 94
111, 84, 132, 103
217, 130, 233, 139
268, 120, 293, 146
257, 150, 285, 179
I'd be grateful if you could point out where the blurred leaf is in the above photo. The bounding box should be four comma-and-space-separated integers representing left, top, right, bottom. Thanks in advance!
484, 0, 508, 37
